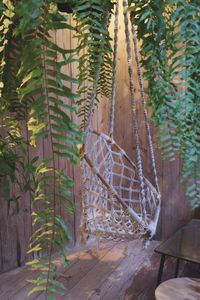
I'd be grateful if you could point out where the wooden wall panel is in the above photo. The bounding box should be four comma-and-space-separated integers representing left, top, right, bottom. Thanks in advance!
0, 185, 19, 271
0, 123, 34, 272
68, 17, 83, 243
53, 25, 76, 243
0, 6, 192, 272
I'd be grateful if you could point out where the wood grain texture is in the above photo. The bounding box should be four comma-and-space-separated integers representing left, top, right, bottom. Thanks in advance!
155, 277, 200, 300
89, 241, 158, 300
0, 5, 192, 272
0, 240, 159, 300
0, 241, 199, 299
124, 253, 182, 300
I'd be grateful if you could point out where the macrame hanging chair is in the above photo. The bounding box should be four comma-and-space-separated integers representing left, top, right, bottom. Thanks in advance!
81, 0, 161, 241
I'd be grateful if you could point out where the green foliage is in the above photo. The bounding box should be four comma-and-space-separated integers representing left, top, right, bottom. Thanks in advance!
0, 0, 82, 299
73, 0, 114, 130
0, 0, 199, 298
0, 0, 114, 298
0, 0, 22, 201
27, 162, 74, 298
128, 0, 200, 207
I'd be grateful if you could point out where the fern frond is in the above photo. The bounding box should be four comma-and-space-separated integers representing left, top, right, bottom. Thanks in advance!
129, 0, 200, 205
1, 1, 83, 298
0, 1, 26, 204
73, 0, 114, 129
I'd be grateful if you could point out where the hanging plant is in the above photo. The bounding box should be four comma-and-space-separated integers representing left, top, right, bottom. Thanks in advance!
73, 0, 115, 130
0, 0, 199, 299
128, 0, 200, 207
0, 0, 82, 298
0, 0, 116, 298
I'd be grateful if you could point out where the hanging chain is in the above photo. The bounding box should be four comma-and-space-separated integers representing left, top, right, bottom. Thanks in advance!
130, 19, 160, 196
109, 0, 119, 139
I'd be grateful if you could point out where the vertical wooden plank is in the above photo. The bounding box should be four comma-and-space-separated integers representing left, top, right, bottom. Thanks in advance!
54, 22, 76, 243
0, 122, 33, 272
0, 186, 18, 271
114, 8, 134, 161
47, 31, 63, 240
68, 16, 82, 244
27, 117, 45, 263
161, 156, 192, 239
13, 124, 31, 267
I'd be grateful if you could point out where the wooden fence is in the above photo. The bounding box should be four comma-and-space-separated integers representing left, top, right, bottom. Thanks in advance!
0, 10, 192, 272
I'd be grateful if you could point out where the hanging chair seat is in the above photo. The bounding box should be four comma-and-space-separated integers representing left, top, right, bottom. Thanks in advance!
82, 129, 160, 240
81, 0, 161, 242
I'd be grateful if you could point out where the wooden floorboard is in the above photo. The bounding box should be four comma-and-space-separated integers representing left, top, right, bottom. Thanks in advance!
2, 239, 199, 300
0, 246, 81, 300
0, 243, 87, 299
0, 240, 115, 300
88, 241, 158, 300
123, 252, 200, 300
59, 242, 133, 300
124, 251, 167, 300
0, 240, 159, 300
35, 240, 116, 300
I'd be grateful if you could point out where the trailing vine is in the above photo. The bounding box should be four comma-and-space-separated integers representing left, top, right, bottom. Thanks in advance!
128, 0, 200, 207
0, 0, 24, 206
0, 0, 82, 298
72, 0, 115, 130
0, 0, 199, 299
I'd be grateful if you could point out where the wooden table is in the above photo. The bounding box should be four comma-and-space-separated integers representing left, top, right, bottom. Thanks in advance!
154, 219, 200, 286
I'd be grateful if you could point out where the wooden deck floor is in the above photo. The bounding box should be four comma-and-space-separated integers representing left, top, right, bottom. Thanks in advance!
0, 239, 188, 300
0, 239, 159, 300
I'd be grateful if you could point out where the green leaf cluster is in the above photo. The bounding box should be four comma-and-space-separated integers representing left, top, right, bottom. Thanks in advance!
129, 0, 200, 207
73, 0, 114, 129
0, 0, 24, 203
0, 0, 82, 299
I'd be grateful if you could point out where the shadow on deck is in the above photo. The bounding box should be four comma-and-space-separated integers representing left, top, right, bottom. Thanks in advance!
0, 239, 199, 300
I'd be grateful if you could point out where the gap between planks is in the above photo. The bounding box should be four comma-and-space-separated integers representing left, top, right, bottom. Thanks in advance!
1, 240, 115, 300
0, 240, 159, 300
36, 240, 158, 300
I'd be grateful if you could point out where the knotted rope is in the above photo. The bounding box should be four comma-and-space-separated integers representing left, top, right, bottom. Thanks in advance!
122, 0, 147, 222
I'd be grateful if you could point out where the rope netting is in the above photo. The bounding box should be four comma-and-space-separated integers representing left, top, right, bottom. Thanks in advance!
82, 130, 160, 240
